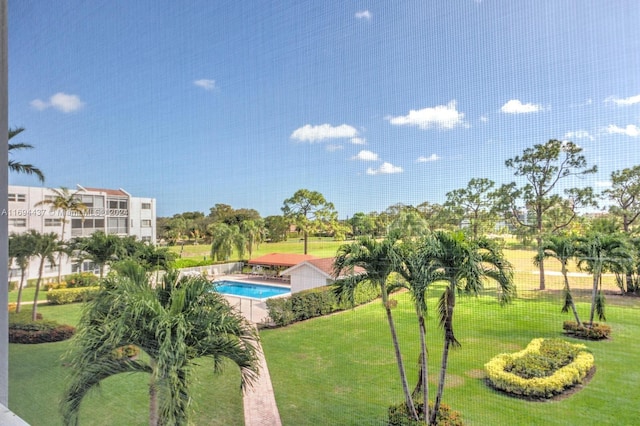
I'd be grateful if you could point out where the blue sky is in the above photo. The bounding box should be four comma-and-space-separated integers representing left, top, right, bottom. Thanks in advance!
8, 1, 640, 218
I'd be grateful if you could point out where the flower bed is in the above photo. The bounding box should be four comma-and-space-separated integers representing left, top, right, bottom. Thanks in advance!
563, 321, 611, 340
484, 338, 594, 398
9, 312, 75, 344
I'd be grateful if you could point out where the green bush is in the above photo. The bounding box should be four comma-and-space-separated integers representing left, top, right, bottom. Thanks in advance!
563, 321, 611, 340
485, 338, 594, 398
387, 400, 463, 426
171, 258, 214, 269
64, 272, 100, 288
8, 281, 18, 291
266, 284, 380, 327
8, 313, 75, 344
46, 286, 101, 305
504, 339, 581, 379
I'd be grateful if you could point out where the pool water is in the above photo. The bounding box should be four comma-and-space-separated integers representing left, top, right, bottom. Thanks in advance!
212, 280, 290, 299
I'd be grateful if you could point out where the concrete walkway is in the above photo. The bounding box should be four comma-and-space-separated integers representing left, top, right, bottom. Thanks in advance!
243, 335, 282, 426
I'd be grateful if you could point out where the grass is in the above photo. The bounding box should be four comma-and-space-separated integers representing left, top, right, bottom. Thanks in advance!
260, 290, 640, 425
8, 303, 245, 425
8, 286, 49, 303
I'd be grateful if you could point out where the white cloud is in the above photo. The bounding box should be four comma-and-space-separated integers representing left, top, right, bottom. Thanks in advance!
416, 154, 440, 163
607, 124, 640, 137
355, 10, 372, 20
606, 94, 640, 106
366, 162, 403, 175
291, 124, 358, 142
480, 115, 488, 122
350, 137, 366, 145
500, 99, 543, 114
194, 79, 216, 90
325, 144, 343, 152
564, 130, 594, 141
595, 181, 612, 188
352, 150, 379, 161
387, 100, 466, 130
31, 92, 84, 113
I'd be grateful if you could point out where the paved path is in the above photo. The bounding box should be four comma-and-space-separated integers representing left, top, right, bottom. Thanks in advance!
243, 332, 282, 426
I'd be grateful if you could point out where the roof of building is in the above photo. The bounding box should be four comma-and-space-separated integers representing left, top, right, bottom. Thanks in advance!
247, 253, 318, 267
77, 185, 129, 197
280, 257, 365, 279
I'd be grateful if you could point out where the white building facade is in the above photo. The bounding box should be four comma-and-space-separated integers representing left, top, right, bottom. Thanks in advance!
7, 185, 156, 283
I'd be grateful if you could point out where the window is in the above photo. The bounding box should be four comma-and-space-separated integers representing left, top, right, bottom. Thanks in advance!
45, 262, 58, 273
142, 202, 151, 209
141, 219, 152, 227
45, 218, 63, 226
9, 218, 26, 227
108, 198, 128, 209
8, 193, 26, 202
108, 217, 128, 234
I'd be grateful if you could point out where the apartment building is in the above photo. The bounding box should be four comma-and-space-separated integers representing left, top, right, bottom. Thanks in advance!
7, 184, 156, 282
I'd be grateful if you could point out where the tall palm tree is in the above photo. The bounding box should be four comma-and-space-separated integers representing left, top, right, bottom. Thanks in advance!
35, 187, 88, 283
8, 127, 45, 182
575, 232, 631, 325
394, 237, 445, 423
535, 234, 582, 325
210, 223, 245, 261
333, 232, 419, 421
240, 219, 265, 259
8, 232, 37, 313
60, 261, 258, 425
73, 231, 125, 279
30, 231, 60, 321
429, 231, 513, 425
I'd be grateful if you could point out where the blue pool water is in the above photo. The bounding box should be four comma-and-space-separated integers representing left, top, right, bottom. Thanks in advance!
212, 281, 290, 299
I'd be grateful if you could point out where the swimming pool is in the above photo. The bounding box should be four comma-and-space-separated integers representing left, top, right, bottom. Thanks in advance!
212, 280, 290, 300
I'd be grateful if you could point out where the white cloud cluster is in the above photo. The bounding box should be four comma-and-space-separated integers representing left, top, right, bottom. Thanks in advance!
355, 10, 372, 20
291, 124, 358, 143
606, 94, 640, 106
564, 130, 594, 141
352, 150, 379, 161
387, 100, 466, 130
350, 137, 366, 145
416, 154, 440, 163
607, 124, 640, 137
30, 92, 84, 113
500, 99, 542, 114
194, 79, 216, 90
366, 162, 403, 175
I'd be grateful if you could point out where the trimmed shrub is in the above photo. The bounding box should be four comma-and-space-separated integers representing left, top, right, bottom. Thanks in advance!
9, 313, 75, 343
485, 338, 594, 398
563, 321, 611, 340
388, 401, 463, 426
46, 286, 101, 305
171, 258, 214, 269
265, 298, 296, 327
65, 272, 100, 288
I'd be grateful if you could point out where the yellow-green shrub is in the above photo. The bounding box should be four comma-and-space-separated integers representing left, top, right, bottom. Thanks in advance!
484, 338, 594, 398
46, 286, 101, 305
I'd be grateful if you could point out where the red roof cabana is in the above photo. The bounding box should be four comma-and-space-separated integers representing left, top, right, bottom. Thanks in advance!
247, 253, 318, 268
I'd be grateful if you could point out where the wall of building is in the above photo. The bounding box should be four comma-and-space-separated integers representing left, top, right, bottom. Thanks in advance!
288, 267, 332, 293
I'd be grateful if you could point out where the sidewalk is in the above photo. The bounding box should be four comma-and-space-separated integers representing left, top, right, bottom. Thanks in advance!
243, 334, 282, 426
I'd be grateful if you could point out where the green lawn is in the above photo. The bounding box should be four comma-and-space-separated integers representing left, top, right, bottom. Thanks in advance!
260, 291, 640, 425
8, 304, 245, 426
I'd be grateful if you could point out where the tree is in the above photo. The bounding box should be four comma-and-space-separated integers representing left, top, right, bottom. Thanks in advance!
332, 233, 419, 421
575, 232, 631, 325
35, 187, 88, 283
30, 231, 60, 321
282, 189, 337, 254
72, 231, 125, 279
445, 178, 497, 239
240, 219, 265, 259
496, 139, 597, 290
8, 232, 37, 313
428, 231, 513, 424
60, 262, 258, 425
348, 212, 376, 237
264, 215, 288, 242
535, 235, 581, 325
8, 127, 45, 182
388, 208, 429, 239
209, 223, 245, 261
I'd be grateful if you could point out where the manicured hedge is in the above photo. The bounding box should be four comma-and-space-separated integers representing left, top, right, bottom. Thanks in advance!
484, 338, 594, 398
46, 286, 101, 305
265, 284, 380, 327
563, 321, 611, 340
388, 401, 463, 426
9, 313, 75, 344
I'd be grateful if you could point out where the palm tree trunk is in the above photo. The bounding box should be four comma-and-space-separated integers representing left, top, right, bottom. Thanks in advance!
431, 338, 451, 426
57, 214, 66, 284
15, 271, 26, 313
149, 360, 159, 426
381, 288, 418, 421
588, 268, 599, 326
418, 313, 429, 422
32, 258, 45, 321
562, 265, 581, 326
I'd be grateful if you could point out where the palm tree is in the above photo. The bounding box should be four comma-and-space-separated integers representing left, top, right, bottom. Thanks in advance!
35, 187, 88, 283
394, 237, 445, 423
575, 232, 631, 325
535, 234, 582, 325
210, 223, 245, 261
30, 231, 60, 321
8, 232, 37, 313
60, 261, 259, 425
240, 219, 265, 259
428, 231, 513, 425
8, 127, 45, 182
332, 232, 420, 421
73, 231, 125, 279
